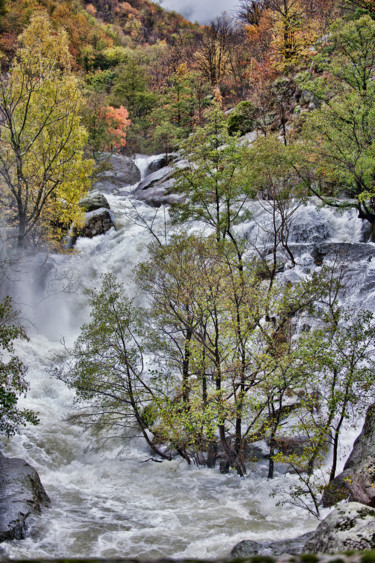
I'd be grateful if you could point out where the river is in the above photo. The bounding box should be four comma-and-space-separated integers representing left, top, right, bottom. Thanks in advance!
1, 155, 374, 559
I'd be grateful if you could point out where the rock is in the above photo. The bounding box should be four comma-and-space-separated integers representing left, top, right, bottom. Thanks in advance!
219, 459, 230, 474
345, 403, 375, 469
323, 402, 375, 507
227, 101, 257, 137
135, 166, 174, 192
134, 166, 183, 207
245, 440, 269, 461
94, 153, 141, 193
0, 455, 50, 542
283, 243, 375, 265
135, 185, 183, 207
231, 532, 315, 557
79, 192, 110, 212
80, 208, 115, 239
145, 154, 177, 176
304, 502, 375, 553
360, 220, 372, 243
67, 208, 116, 247
272, 435, 310, 457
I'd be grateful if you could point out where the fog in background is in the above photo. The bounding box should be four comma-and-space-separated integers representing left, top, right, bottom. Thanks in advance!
156, 0, 240, 24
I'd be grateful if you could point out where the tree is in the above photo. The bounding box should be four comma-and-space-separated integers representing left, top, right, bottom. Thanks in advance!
0, 13, 94, 248
0, 296, 38, 436
85, 103, 131, 153
136, 233, 264, 475
171, 96, 252, 249
296, 16, 375, 236
295, 308, 375, 482
54, 273, 170, 459
271, 304, 375, 516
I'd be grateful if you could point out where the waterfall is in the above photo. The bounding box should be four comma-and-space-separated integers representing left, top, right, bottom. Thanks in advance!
2, 155, 375, 559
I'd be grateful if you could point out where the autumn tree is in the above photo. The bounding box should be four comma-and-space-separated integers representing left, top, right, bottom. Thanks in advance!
0, 13, 93, 248
84, 101, 131, 153
296, 16, 375, 236
136, 233, 265, 475
54, 273, 171, 459
171, 97, 252, 251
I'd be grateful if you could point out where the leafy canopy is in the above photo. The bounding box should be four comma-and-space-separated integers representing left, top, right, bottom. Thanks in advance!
0, 12, 94, 248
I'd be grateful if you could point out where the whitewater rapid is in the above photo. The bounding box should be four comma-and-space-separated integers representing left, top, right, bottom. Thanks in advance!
1, 155, 373, 559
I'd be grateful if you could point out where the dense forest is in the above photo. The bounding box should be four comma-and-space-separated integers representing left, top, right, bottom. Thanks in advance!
1, 0, 375, 532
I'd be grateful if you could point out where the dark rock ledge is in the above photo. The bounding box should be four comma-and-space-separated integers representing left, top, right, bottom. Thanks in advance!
0, 453, 50, 542
231, 502, 375, 557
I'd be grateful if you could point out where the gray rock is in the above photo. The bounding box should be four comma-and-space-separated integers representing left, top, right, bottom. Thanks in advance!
79, 192, 110, 212
81, 208, 115, 238
345, 403, 375, 470
323, 402, 375, 507
305, 502, 375, 553
285, 243, 375, 264
67, 208, 116, 247
145, 154, 178, 176
135, 184, 183, 207
135, 166, 174, 193
94, 154, 141, 193
0, 455, 50, 542
134, 166, 182, 207
231, 531, 315, 557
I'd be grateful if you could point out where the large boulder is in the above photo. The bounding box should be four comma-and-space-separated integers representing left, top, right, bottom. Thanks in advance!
323, 402, 375, 507
135, 166, 174, 192
79, 192, 110, 213
80, 208, 115, 239
67, 208, 116, 247
304, 502, 375, 553
134, 166, 182, 207
0, 454, 50, 542
94, 153, 141, 194
231, 532, 314, 557
145, 154, 178, 176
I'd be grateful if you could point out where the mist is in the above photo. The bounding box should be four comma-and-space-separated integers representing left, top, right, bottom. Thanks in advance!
156, 0, 240, 24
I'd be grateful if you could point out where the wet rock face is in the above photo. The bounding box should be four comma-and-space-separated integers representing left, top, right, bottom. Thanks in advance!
304, 503, 375, 553
134, 166, 182, 207
231, 532, 315, 557
0, 455, 50, 542
79, 192, 110, 213
80, 208, 115, 239
323, 402, 375, 507
145, 155, 173, 176
94, 154, 141, 193
67, 208, 116, 248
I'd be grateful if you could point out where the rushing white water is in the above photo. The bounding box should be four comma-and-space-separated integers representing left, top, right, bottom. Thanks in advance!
1, 155, 375, 559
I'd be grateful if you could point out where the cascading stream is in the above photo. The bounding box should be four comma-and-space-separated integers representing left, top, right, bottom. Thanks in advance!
1, 155, 374, 559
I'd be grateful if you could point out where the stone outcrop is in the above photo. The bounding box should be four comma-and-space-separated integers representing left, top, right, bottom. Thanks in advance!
145, 154, 176, 176
304, 503, 375, 553
67, 208, 116, 247
231, 532, 314, 557
94, 154, 141, 193
322, 402, 375, 507
0, 454, 50, 542
79, 208, 115, 239
134, 166, 182, 207
79, 192, 110, 212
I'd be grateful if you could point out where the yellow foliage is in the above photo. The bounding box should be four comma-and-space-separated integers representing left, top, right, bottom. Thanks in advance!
0, 12, 94, 248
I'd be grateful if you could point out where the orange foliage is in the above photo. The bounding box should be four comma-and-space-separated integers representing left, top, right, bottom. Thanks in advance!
100, 105, 131, 150
85, 3, 97, 16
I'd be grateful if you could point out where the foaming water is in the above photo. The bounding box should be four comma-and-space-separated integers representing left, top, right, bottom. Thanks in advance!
1, 157, 374, 559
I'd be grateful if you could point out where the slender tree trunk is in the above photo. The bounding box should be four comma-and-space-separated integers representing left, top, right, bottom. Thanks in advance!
182, 327, 192, 404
